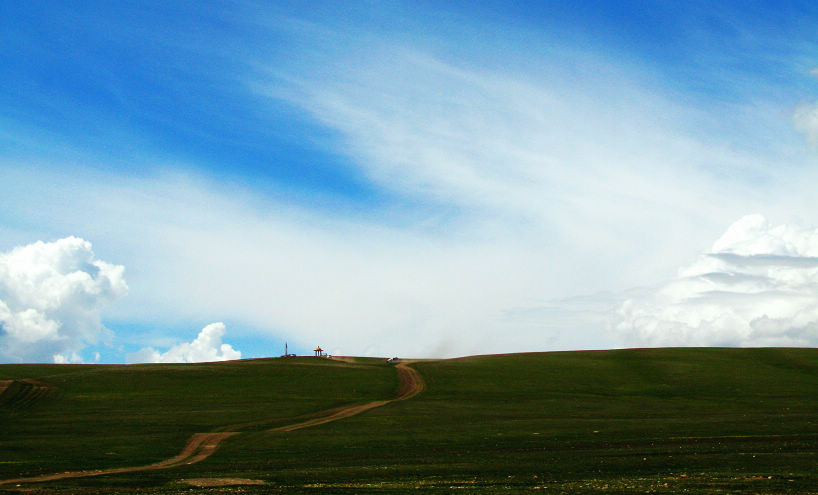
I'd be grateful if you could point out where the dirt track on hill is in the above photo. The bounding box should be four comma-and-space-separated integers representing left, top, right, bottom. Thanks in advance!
393, 361, 425, 401
268, 361, 424, 433
0, 360, 425, 487
0, 432, 239, 486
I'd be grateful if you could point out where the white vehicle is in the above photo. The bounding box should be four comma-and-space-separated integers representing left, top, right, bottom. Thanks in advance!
386, 357, 400, 364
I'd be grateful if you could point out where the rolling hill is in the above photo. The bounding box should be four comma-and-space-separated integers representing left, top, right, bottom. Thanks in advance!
2, 348, 818, 493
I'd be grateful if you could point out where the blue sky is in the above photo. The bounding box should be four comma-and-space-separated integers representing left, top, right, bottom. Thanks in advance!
2, 1, 818, 363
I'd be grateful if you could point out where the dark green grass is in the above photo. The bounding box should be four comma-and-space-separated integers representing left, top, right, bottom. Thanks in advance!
3, 348, 818, 493
0, 357, 397, 480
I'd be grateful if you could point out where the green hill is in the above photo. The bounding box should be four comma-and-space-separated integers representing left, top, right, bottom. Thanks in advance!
2, 348, 818, 493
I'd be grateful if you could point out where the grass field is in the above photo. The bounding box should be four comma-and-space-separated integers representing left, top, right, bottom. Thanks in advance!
2, 348, 818, 493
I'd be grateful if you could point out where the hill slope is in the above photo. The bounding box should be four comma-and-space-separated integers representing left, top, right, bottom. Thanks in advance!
3, 348, 818, 493
0, 357, 397, 482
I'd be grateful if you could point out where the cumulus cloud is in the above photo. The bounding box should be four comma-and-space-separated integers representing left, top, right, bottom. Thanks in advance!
126, 322, 241, 363
0, 237, 128, 363
617, 215, 818, 347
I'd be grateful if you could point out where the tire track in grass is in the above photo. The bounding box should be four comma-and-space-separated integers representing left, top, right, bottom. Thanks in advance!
0, 360, 425, 486
0, 379, 55, 411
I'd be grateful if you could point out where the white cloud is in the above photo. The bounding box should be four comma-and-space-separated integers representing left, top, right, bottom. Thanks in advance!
794, 102, 818, 147
0, 237, 127, 363
265, 46, 797, 291
52, 352, 82, 364
617, 215, 818, 347
2, 30, 816, 360
126, 322, 241, 363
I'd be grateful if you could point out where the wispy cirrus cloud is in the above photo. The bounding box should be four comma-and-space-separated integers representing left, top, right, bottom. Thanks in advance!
0, 165, 622, 358
5, 32, 818, 360
794, 102, 818, 147
263, 41, 812, 287
4, 3, 818, 361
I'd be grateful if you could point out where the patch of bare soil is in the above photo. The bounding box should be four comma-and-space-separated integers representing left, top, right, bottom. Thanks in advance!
182, 477, 265, 487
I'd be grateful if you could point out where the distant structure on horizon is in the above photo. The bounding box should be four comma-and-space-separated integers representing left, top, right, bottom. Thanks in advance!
314, 346, 329, 358
281, 342, 296, 358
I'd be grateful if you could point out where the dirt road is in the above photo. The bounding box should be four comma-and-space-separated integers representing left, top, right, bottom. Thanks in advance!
268, 361, 424, 433
393, 361, 425, 401
0, 360, 425, 486
0, 432, 239, 486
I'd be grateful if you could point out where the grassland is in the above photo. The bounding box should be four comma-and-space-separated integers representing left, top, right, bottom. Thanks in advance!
0, 358, 397, 482
3, 348, 818, 493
